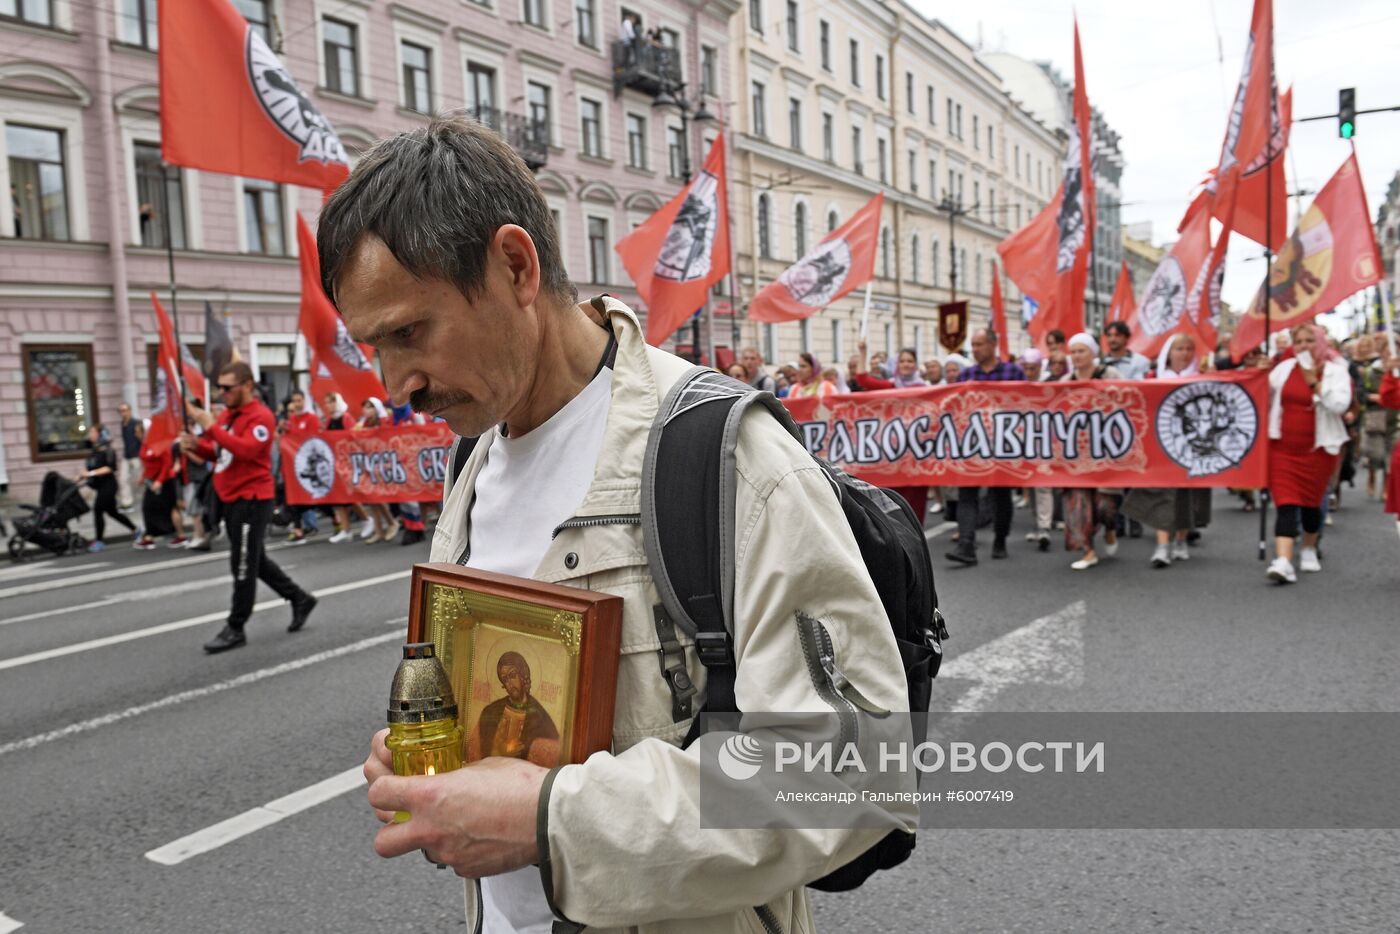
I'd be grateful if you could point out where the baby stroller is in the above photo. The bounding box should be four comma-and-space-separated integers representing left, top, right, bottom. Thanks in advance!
7, 471, 91, 561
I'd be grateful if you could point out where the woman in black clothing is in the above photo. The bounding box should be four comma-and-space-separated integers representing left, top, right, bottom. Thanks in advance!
77, 424, 136, 551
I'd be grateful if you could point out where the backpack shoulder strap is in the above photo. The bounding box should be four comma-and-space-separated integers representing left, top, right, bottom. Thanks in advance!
442, 433, 479, 504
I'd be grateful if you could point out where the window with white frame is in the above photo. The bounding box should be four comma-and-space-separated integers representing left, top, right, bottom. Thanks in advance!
788, 97, 801, 150
626, 113, 647, 169
468, 64, 497, 120
322, 17, 360, 96
580, 98, 603, 157
762, 323, 776, 364
575, 0, 596, 46
118, 0, 158, 49
827, 208, 838, 232
877, 137, 887, 184
848, 39, 859, 87
527, 81, 552, 146
667, 125, 685, 178
880, 226, 891, 278
586, 215, 609, 283
910, 233, 919, 282
793, 201, 807, 257
905, 72, 913, 114
883, 322, 893, 359
701, 46, 717, 96
3, 0, 53, 26
875, 54, 885, 100
748, 0, 762, 33
242, 178, 285, 255
522, 0, 545, 29
401, 41, 432, 113
932, 239, 940, 286
7, 123, 69, 241
973, 114, 979, 149
134, 141, 186, 249
757, 194, 771, 258
832, 319, 843, 364
821, 112, 833, 162
929, 159, 936, 200
751, 81, 766, 137
851, 126, 862, 175
800, 318, 811, 353
927, 85, 935, 125
785, 1, 798, 52
914, 324, 923, 359
908, 150, 917, 193
819, 20, 830, 70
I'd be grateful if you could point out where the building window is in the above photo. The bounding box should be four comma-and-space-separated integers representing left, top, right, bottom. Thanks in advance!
914, 324, 923, 359
23, 345, 97, 461
883, 322, 893, 359
932, 240, 940, 286
2, 0, 53, 26
973, 114, 979, 149
527, 81, 551, 146
701, 46, 717, 95
973, 180, 980, 213
976, 253, 984, 293
880, 226, 891, 278
118, 0, 158, 49
956, 103, 963, 138
905, 72, 914, 113
667, 125, 685, 178
322, 17, 359, 96
849, 39, 859, 86
1014, 144, 1020, 178
788, 97, 801, 150
234, 0, 270, 43
827, 209, 838, 233
928, 159, 936, 200
757, 194, 771, 258
134, 142, 186, 249
785, 1, 798, 51
821, 113, 834, 162
988, 189, 996, 225
799, 318, 811, 353
831, 319, 843, 363
6, 124, 69, 241
576, 0, 596, 46
763, 322, 777, 365
587, 215, 609, 283
908, 151, 917, 194
851, 126, 862, 175
401, 41, 432, 113
946, 99, 954, 133
522, 0, 544, 29
794, 201, 807, 257
911, 234, 920, 282
987, 124, 994, 158
751, 81, 766, 137
960, 248, 967, 288
877, 137, 887, 184
626, 114, 647, 169
243, 178, 285, 255
874, 55, 884, 100
748, 0, 762, 33
580, 98, 602, 157
468, 64, 497, 118
819, 20, 830, 70
927, 86, 935, 125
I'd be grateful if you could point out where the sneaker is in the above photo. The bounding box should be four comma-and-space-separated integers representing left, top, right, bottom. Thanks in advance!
1299, 547, 1321, 573
929, 501, 943, 515
167, 536, 188, 548
88, 540, 106, 553
991, 539, 1008, 560
287, 528, 305, 543
945, 545, 978, 567
1038, 532, 1051, 552
1025, 531, 1039, 542
1324, 513, 1334, 527
1070, 554, 1099, 570
1151, 544, 1171, 568
203, 625, 247, 653
187, 537, 212, 552
1266, 557, 1297, 584
288, 594, 318, 633
358, 521, 376, 540
328, 529, 352, 544
133, 536, 157, 551
1102, 537, 1119, 558
1171, 541, 1190, 562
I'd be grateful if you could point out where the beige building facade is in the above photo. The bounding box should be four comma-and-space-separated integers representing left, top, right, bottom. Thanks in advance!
726, 0, 1064, 373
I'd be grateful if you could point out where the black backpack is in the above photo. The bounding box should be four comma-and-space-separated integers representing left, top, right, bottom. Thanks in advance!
640, 367, 947, 892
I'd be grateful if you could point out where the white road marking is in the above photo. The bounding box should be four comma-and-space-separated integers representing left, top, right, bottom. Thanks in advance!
145, 766, 366, 866
923, 520, 958, 541
0, 574, 297, 627
0, 544, 293, 600
0, 911, 23, 933
0, 560, 108, 582
938, 601, 1085, 713
0, 624, 406, 758
0, 570, 409, 672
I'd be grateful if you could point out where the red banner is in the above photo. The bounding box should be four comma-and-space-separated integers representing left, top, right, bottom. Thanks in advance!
781, 371, 1269, 488
280, 423, 454, 504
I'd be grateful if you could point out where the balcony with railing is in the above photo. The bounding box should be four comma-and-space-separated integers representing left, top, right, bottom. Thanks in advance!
465, 105, 549, 171
611, 40, 683, 98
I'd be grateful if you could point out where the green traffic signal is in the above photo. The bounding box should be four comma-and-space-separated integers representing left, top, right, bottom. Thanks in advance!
1341, 121, 1355, 139
1339, 87, 1356, 139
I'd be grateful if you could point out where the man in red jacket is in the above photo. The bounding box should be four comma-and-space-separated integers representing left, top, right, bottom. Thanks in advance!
180, 362, 316, 653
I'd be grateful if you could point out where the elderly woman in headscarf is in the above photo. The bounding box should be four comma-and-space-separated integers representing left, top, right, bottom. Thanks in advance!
1123, 332, 1212, 568
941, 353, 971, 384
1059, 332, 1122, 570
351, 397, 400, 544
789, 351, 838, 398
922, 357, 943, 386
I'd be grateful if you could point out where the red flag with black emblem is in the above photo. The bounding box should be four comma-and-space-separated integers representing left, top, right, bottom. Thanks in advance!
997, 20, 1094, 346
615, 134, 730, 346
295, 213, 387, 415
1106, 261, 1135, 326
1127, 204, 1212, 360
748, 193, 882, 323
159, 0, 350, 192
1229, 152, 1383, 360
144, 293, 206, 453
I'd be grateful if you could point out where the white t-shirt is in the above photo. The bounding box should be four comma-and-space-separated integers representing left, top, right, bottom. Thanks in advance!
465, 365, 614, 934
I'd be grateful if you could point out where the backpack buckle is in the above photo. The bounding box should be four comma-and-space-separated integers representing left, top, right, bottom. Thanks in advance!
694, 631, 734, 668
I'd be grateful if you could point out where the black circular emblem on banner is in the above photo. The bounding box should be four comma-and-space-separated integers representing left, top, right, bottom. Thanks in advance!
1155, 381, 1257, 478
294, 437, 335, 499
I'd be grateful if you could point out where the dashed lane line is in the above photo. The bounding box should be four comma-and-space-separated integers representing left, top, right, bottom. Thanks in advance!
0, 573, 295, 627
0, 544, 294, 600
145, 766, 367, 866
0, 619, 406, 759
0, 910, 22, 932
0, 571, 410, 672
0, 560, 108, 582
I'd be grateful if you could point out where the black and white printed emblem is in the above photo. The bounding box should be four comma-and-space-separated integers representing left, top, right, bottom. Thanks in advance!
331, 319, 373, 371
1055, 131, 1087, 274
654, 170, 719, 282
1138, 257, 1188, 337
252, 424, 271, 443
779, 239, 853, 307
1156, 381, 1257, 478
246, 27, 349, 168
294, 437, 335, 499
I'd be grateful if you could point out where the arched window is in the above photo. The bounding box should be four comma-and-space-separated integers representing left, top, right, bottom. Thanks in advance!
827, 209, 839, 233
794, 201, 808, 257
758, 194, 772, 258
910, 234, 920, 282
880, 226, 892, 278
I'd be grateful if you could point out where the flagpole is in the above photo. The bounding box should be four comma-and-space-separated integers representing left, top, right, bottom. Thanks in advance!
1257, 137, 1274, 562
162, 162, 190, 433
859, 281, 873, 341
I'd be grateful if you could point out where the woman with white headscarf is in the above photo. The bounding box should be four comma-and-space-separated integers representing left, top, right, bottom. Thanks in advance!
941, 353, 971, 384
1122, 332, 1212, 568
1059, 332, 1122, 569
353, 397, 400, 544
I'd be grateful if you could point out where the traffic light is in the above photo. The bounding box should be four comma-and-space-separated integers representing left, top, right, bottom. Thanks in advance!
1339, 87, 1356, 139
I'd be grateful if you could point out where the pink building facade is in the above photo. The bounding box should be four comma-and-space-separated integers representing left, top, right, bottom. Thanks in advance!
0, 0, 737, 501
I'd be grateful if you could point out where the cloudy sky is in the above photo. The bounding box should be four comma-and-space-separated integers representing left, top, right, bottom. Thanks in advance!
920, 0, 1400, 333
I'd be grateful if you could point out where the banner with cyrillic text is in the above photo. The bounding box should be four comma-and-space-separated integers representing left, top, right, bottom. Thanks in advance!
781, 370, 1269, 488
280, 423, 453, 504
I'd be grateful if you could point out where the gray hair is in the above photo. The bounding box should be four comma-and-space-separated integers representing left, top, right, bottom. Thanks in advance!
318, 114, 576, 307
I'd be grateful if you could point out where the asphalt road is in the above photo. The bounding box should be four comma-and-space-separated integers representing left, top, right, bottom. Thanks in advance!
0, 492, 1396, 933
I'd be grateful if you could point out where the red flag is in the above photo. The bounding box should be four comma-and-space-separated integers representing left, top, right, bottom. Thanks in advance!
295, 213, 387, 415
159, 0, 350, 192
1107, 261, 1135, 326
145, 293, 205, 453
1229, 152, 1383, 360
1127, 204, 1212, 359
1189, 197, 1236, 355
615, 134, 731, 345
748, 193, 882, 323
989, 260, 1011, 361
998, 20, 1094, 346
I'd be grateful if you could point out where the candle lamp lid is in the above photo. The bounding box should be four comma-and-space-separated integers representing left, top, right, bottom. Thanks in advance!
388, 641, 459, 723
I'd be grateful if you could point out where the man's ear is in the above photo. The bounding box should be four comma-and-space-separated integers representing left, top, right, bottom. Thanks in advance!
493, 225, 542, 310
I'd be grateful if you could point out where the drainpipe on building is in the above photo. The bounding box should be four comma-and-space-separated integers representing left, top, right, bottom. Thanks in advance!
93, 6, 138, 412
889, 12, 905, 346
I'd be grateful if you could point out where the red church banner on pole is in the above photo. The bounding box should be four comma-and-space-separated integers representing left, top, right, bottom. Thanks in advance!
280, 423, 454, 504
781, 370, 1269, 488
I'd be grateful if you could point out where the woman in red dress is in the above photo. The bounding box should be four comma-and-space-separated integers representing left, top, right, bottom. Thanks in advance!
1265, 324, 1353, 583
